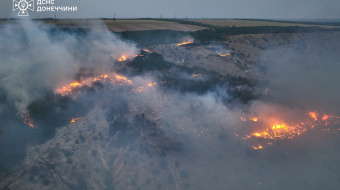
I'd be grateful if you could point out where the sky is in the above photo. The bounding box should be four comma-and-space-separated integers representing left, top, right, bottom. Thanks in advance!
1, 0, 340, 19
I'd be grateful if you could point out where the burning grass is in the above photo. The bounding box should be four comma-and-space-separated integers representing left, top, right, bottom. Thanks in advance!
23, 114, 34, 128
70, 117, 81, 123
43, 53, 340, 152
55, 73, 132, 96
219, 53, 231, 57
118, 55, 127, 62
177, 41, 194, 46
237, 110, 340, 149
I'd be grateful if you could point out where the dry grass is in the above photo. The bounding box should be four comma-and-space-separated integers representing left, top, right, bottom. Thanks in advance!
190, 19, 340, 28
0, 19, 206, 32
46, 19, 206, 32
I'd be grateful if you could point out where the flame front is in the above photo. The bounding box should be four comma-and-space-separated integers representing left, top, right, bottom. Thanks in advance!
53, 70, 340, 151
148, 83, 157, 87
118, 55, 127, 62
191, 74, 203, 78
55, 73, 133, 96
54, 72, 160, 98
219, 53, 231, 57
142, 49, 153, 53
23, 114, 34, 128
247, 122, 307, 140
252, 145, 263, 150
70, 117, 81, 123
239, 111, 340, 149
322, 114, 329, 121
309, 112, 318, 121
177, 41, 194, 46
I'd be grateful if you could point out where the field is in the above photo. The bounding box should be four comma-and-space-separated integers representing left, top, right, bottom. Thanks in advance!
2, 19, 339, 32
42, 19, 207, 32
190, 19, 340, 28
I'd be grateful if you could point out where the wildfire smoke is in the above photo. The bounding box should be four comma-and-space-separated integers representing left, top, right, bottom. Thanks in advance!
237, 109, 340, 149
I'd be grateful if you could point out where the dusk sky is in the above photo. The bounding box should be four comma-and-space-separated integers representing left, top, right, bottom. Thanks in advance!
1, 0, 340, 19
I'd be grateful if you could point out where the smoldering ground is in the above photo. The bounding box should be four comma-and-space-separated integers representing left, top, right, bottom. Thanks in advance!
122, 33, 340, 190
0, 19, 138, 169
0, 20, 340, 190
0, 20, 138, 115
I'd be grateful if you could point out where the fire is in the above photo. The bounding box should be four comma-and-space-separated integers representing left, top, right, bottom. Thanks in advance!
133, 82, 158, 93
70, 82, 81, 87
118, 55, 127, 62
239, 111, 340, 148
191, 74, 203, 78
309, 112, 318, 121
56, 82, 81, 96
55, 73, 132, 96
177, 41, 193, 46
322, 114, 329, 121
148, 83, 157, 87
134, 54, 145, 57
55, 72, 159, 97
248, 122, 307, 140
219, 53, 231, 57
115, 75, 132, 84
142, 49, 153, 53
23, 114, 34, 128
70, 117, 81, 123
252, 145, 263, 150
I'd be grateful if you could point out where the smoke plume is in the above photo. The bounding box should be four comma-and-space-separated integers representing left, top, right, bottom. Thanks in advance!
0, 20, 340, 190
0, 20, 138, 115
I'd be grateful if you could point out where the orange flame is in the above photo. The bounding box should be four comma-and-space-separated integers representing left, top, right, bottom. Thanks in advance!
54, 73, 161, 97
148, 83, 157, 87
118, 55, 127, 62
246, 120, 307, 140
142, 49, 153, 53
239, 111, 340, 147
177, 41, 193, 46
191, 74, 203, 78
219, 53, 231, 57
252, 145, 263, 150
322, 114, 329, 121
55, 73, 132, 96
23, 114, 34, 128
70, 118, 81, 123
70, 82, 81, 87
309, 112, 318, 121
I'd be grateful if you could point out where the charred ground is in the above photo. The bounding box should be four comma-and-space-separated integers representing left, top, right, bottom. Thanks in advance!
1, 20, 340, 190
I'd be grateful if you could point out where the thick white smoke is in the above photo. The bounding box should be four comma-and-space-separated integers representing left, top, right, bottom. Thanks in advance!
0, 20, 138, 115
